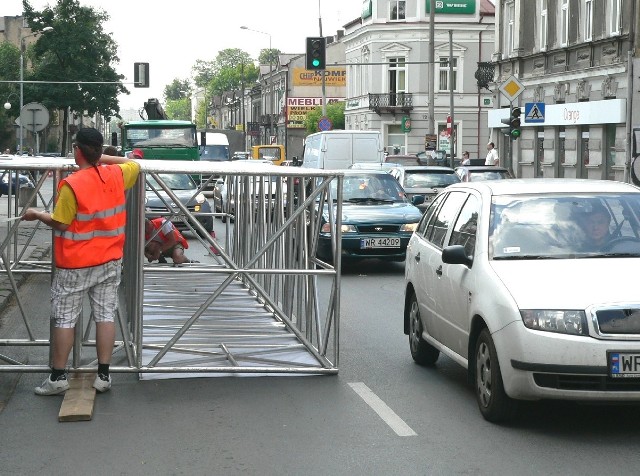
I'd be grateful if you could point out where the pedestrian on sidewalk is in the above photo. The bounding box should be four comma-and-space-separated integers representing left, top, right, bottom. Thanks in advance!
485, 142, 499, 166
21, 127, 142, 396
144, 217, 197, 264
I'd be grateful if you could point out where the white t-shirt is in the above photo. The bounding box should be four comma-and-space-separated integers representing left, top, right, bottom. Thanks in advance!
485, 148, 499, 166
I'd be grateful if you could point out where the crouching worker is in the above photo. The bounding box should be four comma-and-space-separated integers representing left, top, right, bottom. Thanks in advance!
21, 127, 142, 395
144, 217, 197, 264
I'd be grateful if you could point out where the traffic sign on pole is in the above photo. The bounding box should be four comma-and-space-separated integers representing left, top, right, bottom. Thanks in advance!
318, 116, 332, 131
499, 75, 525, 102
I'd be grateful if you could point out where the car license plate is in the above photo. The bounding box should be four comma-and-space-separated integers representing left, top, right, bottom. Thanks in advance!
360, 237, 401, 249
608, 351, 640, 378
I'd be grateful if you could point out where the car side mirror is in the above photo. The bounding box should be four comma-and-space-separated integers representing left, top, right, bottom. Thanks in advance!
411, 195, 425, 206
442, 244, 472, 267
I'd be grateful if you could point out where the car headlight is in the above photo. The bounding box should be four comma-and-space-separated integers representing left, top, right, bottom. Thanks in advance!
195, 192, 206, 204
400, 223, 418, 232
520, 310, 588, 336
320, 223, 357, 234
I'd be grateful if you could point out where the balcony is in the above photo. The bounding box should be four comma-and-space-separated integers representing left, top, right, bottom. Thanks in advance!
259, 114, 278, 126
368, 93, 413, 115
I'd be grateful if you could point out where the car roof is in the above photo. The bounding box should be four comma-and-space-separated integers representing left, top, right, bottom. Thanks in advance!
395, 165, 455, 172
340, 169, 396, 176
456, 166, 510, 171
447, 178, 640, 195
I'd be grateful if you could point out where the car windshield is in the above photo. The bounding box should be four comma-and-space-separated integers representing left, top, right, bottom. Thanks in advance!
404, 171, 459, 188
490, 193, 640, 259
146, 173, 196, 191
331, 174, 407, 203
125, 126, 196, 148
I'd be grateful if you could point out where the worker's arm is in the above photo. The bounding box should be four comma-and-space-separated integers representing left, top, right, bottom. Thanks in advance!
21, 209, 69, 232
99, 148, 143, 165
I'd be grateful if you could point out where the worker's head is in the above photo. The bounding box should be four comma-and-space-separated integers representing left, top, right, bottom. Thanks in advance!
74, 128, 104, 164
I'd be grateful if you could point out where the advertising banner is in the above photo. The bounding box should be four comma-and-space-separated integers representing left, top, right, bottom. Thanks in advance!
287, 97, 343, 129
292, 68, 347, 87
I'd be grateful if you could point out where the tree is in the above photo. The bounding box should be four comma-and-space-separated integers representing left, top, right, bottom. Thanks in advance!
258, 48, 280, 66
191, 49, 260, 129
22, 0, 127, 154
164, 98, 191, 121
164, 79, 191, 102
304, 101, 346, 133
0, 42, 20, 151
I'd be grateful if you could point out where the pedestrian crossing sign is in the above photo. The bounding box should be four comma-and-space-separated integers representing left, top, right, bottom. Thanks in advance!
524, 102, 545, 123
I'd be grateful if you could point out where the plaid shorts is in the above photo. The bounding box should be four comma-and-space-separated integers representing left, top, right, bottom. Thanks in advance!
51, 259, 122, 328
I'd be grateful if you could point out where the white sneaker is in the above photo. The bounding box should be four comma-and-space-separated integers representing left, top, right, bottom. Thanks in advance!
93, 373, 112, 393
34, 376, 69, 396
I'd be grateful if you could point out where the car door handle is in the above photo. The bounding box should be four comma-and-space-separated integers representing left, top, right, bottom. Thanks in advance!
435, 265, 443, 276
414, 252, 420, 262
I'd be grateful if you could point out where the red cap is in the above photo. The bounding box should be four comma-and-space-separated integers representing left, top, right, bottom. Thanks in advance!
131, 148, 144, 159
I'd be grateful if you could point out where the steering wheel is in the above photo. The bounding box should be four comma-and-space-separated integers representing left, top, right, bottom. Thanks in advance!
602, 237, 640, 253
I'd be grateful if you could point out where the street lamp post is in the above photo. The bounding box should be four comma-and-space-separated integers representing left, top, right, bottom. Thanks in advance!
19, 26, 53, 155
240, 26, 273, 145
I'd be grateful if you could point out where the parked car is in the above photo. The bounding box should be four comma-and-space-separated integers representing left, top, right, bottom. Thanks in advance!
388, 165, 460, 211
213, 168, 286, 223
455, 165, 514, 182
0, 171, 35, 197
145, 173, 213, 233
404, 178, 640, 423
316, 170, 423, 263
349, 162, 398, 172
384, 154, 425, 166
231, 151, 251, 161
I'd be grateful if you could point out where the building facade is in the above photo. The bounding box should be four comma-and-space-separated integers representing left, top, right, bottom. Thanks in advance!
490, 0, 635, 181
342, 0, 495, 160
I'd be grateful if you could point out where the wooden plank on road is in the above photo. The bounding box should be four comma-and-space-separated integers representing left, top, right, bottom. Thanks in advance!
58, 374, 96, 422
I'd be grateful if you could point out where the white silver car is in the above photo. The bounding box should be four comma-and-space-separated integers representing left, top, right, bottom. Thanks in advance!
404, 179, 640, 422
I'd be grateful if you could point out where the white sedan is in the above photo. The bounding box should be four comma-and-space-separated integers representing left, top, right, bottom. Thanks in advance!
404, 179, 640, 422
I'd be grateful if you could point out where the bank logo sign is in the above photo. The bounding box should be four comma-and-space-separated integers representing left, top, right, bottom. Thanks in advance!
426, 0, 476, 14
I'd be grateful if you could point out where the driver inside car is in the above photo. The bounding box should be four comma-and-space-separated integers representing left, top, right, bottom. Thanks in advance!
580, 203, 612, 251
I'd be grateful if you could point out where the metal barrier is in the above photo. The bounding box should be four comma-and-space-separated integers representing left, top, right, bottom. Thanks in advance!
0, 156, 343, 376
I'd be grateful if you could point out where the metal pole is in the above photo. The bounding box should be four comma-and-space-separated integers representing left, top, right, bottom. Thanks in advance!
319, 0, 326, 117
269, 34, 273, 144
449, 30, 455, 168
428, 0, 435, 135
19, 40, 24, 155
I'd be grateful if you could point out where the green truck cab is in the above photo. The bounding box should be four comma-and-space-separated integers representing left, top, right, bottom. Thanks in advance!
122, 120, 198, 161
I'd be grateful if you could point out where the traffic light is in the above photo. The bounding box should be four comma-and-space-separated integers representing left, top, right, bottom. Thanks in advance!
510, 106, 522, 139
134, 62, 149, 88
306, 37, 326, 70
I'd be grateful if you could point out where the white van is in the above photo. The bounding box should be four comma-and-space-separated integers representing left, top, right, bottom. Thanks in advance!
199, 132, 230, 162
301, 131, 383, 169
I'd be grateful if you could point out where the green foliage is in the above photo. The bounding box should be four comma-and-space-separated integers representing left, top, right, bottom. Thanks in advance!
258, 48, 280, 66
164, 79, 190, 101
304, 101, 345, 133
195, 100, 208, 129
22, 0, 127, 152
164, 98, 191, 121
0, 42, 20, 151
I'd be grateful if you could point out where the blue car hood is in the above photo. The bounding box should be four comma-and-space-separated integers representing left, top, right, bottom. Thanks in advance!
325, 202, 422, 224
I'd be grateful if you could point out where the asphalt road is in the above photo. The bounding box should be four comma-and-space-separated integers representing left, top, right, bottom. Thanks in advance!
2, 215, 640, 475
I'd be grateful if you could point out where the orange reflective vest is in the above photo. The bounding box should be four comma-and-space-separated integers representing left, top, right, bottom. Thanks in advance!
147, 218, 188, 249
54, 165, 126, 269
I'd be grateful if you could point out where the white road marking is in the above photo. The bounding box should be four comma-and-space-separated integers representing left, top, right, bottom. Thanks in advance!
348, 382, 417, 437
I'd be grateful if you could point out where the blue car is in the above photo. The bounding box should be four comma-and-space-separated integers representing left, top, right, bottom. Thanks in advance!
0, 171, 35, 197
316, 170, 423, 263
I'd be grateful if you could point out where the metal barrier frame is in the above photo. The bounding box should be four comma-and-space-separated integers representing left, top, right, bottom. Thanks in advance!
0, 156, 343, 376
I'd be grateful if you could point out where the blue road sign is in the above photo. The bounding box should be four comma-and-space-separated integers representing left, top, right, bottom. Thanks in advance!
524, 102, 545, 123
318, 116, 332, 131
